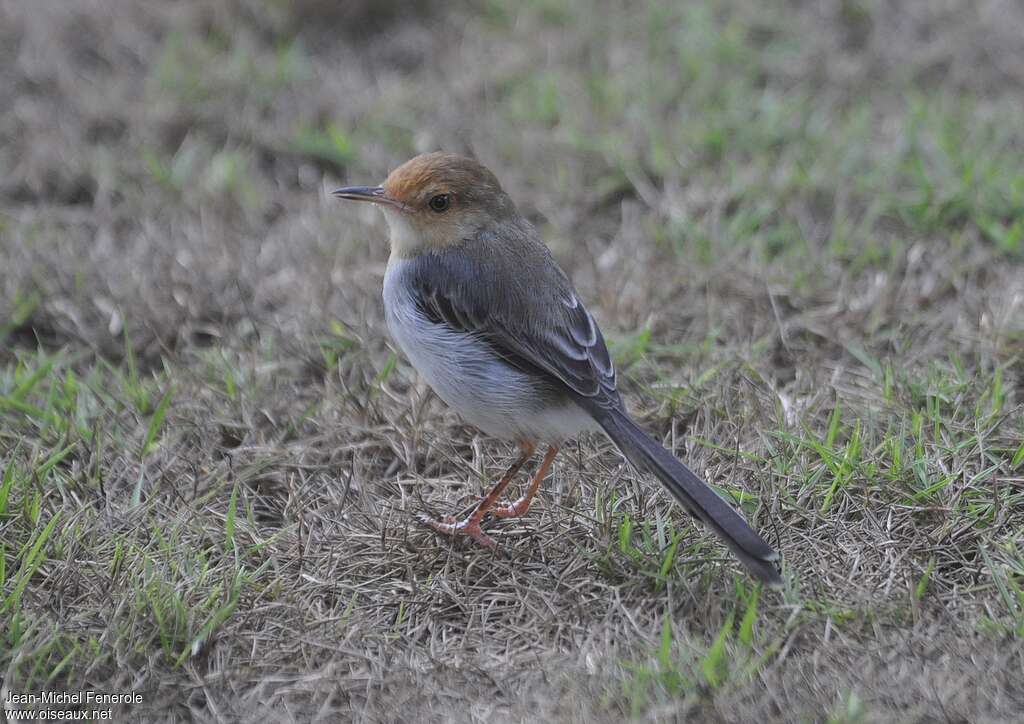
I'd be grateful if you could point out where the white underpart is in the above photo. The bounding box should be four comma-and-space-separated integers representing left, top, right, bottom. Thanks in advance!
383, 257, 598, 444
381, 208, 423, 258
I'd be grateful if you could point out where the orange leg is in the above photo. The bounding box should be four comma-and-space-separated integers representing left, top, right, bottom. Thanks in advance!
488, 445, 559, 519
419, 442, 534, 547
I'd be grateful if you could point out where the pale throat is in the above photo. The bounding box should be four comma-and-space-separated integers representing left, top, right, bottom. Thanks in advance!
381, 208, 421, 259
381, 207, 463, 260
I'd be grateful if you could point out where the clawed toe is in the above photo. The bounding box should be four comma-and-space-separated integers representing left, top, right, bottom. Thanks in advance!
418, 445, 558, 549
417, 512, 497, 547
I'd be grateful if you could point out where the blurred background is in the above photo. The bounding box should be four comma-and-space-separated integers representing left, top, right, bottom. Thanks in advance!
1, 1, 1023, 721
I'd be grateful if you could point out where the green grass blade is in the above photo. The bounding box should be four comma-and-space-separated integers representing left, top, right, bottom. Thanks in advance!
175, 571, 243, 666
657, 613, 673, 671
142, 386, 174, 457
225, 482, 238, 553
2, 511, 62, 615
34, 443, 77, 479
700, 613, 733, 688
1012, 439, 1024, 470
739, 587, 761, 645
10, 356, 57, 402
0, 455, 17, 517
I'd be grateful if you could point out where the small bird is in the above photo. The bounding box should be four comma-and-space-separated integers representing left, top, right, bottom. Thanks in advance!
334, 152, 782, 586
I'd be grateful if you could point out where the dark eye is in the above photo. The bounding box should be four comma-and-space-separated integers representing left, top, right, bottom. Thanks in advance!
428, 194, 450, 213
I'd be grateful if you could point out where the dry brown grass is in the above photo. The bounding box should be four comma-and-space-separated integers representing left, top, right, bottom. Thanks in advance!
2, 0, 1023, 722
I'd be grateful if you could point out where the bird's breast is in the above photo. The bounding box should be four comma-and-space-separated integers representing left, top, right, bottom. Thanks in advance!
381, 258, 595, 443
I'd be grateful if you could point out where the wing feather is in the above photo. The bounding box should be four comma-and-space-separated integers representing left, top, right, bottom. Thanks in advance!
408, 249, 619, 408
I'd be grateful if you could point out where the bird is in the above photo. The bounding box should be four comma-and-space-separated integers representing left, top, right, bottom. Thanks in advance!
333, 152, 782, 587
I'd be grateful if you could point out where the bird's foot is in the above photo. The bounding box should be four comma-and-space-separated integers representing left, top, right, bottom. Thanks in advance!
417, 512, 496, 547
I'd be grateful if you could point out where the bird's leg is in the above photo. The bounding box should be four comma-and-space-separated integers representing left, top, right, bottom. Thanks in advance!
487, 445, 559, 519
418, 442, 534, 547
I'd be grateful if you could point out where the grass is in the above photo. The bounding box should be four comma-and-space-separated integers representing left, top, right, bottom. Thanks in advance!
2, 0, 1023, 721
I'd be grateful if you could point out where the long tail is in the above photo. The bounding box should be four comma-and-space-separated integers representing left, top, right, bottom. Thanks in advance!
591, 406, 782, 587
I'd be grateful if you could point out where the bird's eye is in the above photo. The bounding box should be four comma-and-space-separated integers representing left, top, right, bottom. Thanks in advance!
428, 194, 450, 213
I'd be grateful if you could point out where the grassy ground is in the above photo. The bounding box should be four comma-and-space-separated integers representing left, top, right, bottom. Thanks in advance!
2, 0, 1023, 721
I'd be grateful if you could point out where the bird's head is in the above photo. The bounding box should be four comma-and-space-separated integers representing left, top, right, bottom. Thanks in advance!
333, 152, 518, 257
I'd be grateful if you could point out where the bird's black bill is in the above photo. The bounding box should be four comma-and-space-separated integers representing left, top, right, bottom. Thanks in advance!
332, 185, 411, 211
332, 185, 387, 202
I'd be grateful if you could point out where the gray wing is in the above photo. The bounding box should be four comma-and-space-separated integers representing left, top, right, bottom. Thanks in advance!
407, 247, 620, 409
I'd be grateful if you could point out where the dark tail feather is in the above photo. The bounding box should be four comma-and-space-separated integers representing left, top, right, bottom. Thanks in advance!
592, 406, 782, 587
